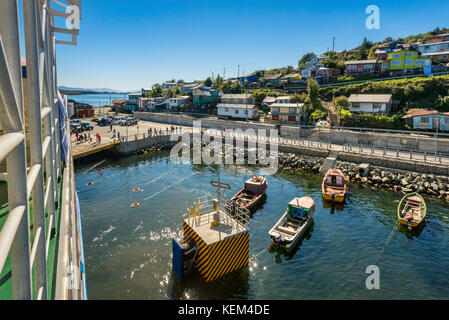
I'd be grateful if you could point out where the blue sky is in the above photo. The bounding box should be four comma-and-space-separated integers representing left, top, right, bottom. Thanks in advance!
49, 0, 449, 91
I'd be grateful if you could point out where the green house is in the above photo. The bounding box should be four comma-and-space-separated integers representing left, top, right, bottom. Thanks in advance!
388, 50, 431, 70
193, 88, 221, 109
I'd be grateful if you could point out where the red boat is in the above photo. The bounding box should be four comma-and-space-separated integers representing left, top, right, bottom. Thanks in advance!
226, 176, 268, 213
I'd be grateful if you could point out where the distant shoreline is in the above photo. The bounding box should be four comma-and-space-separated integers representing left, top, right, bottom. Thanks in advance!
61, 90, 126, 95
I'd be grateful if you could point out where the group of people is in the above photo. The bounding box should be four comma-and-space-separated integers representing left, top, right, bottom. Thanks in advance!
74, 131, 91, 143
147, 126, 183, 137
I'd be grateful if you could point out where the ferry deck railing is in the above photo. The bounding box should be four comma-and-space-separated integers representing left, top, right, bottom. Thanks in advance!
0, 0, 83, 300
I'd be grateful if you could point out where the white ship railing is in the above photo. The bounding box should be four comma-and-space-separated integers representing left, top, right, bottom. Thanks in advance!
0, 0, 83, 300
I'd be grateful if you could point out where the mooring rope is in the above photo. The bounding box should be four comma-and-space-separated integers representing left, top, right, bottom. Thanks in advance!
374, 221, 399, 265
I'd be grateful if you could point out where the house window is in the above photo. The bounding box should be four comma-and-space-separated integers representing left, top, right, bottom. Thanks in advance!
421, 117, 429, 123
351, 103, 360, 109
405, 59, 414, 65
405, 52, 415, 57
239, 99, 243, 104
392, 53, 401, 58
445, 118, 449, 124
235, 110, 239, 114
288, 116, 297, 122
289, 107, 297, 113
391, 60, 401, 66
273, 107, 280, 112
272, 115, 279, 121
373, 103, 382, 110
225, 107, 229, 112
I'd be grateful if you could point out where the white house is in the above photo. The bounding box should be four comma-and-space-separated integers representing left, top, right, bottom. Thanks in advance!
167, 96, 190, 109
217, 94, 257, 120
348, 94, 393, 113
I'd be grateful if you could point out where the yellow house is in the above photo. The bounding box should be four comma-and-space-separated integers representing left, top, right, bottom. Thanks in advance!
270, 102, 305, 124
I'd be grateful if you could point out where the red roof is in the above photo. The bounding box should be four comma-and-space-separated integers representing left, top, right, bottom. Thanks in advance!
113, 100, 126, 104
402, 109, 440, 119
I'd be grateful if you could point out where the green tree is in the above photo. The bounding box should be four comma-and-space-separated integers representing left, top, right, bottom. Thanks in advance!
285, 65, 294, 75
334, 96, 349, 109
311, 110, 326, 122
214, 75, 224, 89
151, 83, 163, 98
204, 77, 213, 87
306, 78, 322, 111
298, 53, 316, 68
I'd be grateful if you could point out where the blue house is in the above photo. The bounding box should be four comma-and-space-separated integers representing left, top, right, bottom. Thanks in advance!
237, 75, 259, 84
403, 110, 449, 131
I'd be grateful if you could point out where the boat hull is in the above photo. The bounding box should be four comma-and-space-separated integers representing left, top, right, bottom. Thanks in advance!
322, 192, 345, 204
270, 218, 312, 251
397, 193, 427, 230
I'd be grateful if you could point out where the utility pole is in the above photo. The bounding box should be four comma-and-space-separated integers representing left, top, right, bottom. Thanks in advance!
238, 65, 240, 79
332, 37, 336, 52
223, 68, 226, 80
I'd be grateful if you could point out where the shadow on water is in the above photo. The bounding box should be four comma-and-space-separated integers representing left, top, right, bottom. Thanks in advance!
398, 221, 426, 239
322, 199, 345, 214
269, 221, 315, 264
167, 267, 250, 300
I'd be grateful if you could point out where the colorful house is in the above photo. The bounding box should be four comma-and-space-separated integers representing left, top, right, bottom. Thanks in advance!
388, 50, 431, 71
237, 75, 259, 84
403, 110, 449, 131
263, 74, 282, 86
217, 94, 257, 120
192, 88, 221, 109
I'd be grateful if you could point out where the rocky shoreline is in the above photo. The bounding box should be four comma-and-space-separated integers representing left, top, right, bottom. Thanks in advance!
278, 152, 449, 203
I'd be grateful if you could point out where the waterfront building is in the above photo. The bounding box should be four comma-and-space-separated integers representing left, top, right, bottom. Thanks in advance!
348, 94, 393, 114
167, 96, 190, 110
217, 94, 257, 119
128, 93, 142, 101
269, 96, 305, 124
403, 110, 449, 131
192, 87, 221, 110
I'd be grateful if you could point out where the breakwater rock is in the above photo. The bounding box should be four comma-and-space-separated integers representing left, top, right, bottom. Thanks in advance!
338, 162, 449, 202
278, 153, 324, 174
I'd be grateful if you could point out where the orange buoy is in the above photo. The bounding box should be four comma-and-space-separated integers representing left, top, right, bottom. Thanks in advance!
132, 188, 141, 193
87, 182, 94, 186
130, 202, 140, 208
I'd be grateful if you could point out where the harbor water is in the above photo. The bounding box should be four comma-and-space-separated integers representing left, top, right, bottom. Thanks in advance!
75, 151, 449, 300
68, 93, 128, 107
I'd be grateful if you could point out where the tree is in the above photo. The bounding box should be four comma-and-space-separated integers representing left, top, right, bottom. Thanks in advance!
204, 77, 213, 87
151, 83, 163, 98
306, 78, 321, 111
285, 65, 294, 75
230, 81, 243, 94
334, 96, 349, 109
298, 53, 316, 68
214, 75, 224, 89
311, 110, 326, 122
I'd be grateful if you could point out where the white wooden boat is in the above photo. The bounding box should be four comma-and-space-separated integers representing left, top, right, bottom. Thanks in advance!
269, 197, 316, 251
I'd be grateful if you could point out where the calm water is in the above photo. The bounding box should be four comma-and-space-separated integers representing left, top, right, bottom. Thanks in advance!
75, 152, 449, 300
68, 93, 128, 107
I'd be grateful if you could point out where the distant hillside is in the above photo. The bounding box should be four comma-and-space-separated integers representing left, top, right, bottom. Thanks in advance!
58, 86, 126, 95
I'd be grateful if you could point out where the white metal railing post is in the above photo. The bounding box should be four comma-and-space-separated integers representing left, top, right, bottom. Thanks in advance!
23, 0, 47, 299
0, 0, 32, 300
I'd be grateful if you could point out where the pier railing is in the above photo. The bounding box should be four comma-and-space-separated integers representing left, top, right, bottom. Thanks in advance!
187, 195, 250, 233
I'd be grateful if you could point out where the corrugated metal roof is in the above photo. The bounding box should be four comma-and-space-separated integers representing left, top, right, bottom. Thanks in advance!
345, 59, 378, 65
348, 94, 392, 103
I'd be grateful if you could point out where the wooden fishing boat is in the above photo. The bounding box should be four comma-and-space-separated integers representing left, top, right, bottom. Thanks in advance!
226, 176, 267, 213
269, 197, 316, 251
397, 193, 426, 230
322, 169, 348, 204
